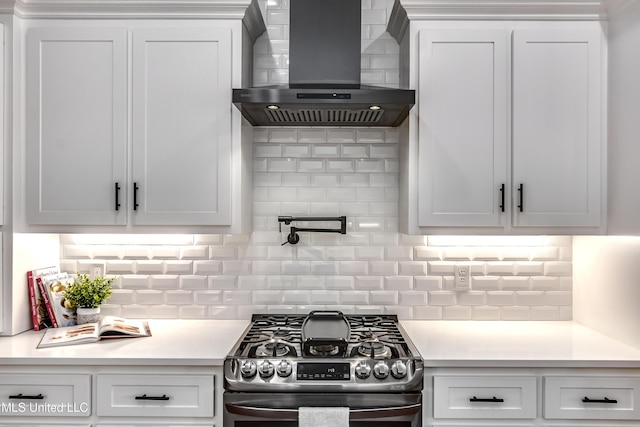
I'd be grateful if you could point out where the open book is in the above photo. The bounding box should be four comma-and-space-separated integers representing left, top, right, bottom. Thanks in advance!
37, 316, 151, 348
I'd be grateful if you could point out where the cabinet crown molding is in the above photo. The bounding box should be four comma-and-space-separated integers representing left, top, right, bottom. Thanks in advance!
393, 0, 612, 20
0, 0, 260, 19
388, 0, 622, 41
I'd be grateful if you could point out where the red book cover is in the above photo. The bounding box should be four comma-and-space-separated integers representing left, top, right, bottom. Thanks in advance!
27, 267, 58, 330
36, 275, 59, 328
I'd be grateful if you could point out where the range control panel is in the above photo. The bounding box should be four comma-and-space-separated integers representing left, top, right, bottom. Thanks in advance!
297, 363, 350, 380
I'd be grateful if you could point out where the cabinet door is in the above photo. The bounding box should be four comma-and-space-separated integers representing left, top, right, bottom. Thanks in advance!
418, 30, 508, 227
512, 28, 602, 227
26, 28, 127, 225
131, 28, 232, 225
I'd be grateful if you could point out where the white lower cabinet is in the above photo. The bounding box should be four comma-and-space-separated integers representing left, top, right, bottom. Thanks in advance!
96, 374, 214, 418
0, 374, 91, 417
544, 377, 640, 420
0, 366, 220, 426
434, 376, 537, 419
428, 369, 640, 427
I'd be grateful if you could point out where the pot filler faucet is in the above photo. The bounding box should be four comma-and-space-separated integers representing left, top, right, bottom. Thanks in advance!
278, 216, 347, 245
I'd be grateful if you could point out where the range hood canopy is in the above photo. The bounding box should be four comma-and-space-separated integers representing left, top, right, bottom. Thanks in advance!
233, 0, 415, 127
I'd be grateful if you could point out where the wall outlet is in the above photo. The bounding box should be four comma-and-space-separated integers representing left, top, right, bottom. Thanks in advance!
454, 264, 471, 290
88, 262, 105, 279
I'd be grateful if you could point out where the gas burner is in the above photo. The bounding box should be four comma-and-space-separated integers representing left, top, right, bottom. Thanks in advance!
357, 340, 392, 359
307, 344, 340, 357
255, 340, 291, 358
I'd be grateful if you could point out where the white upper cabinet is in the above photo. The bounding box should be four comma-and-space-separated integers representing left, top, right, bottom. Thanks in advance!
26, 28, 127, 225
25, 24, 241, 229
512, 28, 602, 228
402, 21, 605, 234
131, 28, 231, 226
418, 30, 508, 227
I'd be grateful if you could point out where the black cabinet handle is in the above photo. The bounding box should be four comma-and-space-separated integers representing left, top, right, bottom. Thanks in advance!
133, 182, 139, 211
582, 396, 618, 404
470, 396, 504, 403
9, 393, 44, 400
115, 182, 121, 211
517, 183, 524, 212
499, 183, 505, 212
135, 394, 170, 401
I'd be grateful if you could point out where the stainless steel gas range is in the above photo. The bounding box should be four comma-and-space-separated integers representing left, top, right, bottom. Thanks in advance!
223, 311, 424, 426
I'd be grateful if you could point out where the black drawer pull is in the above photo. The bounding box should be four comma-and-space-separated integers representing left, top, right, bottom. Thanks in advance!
115, 182, 121, 211
9, 393, 44, 400
135, 394, 170, 401
582, 396, 618, 404
470, 396, 504, 403
133, 182, 139, 211
517, 183, 524, 212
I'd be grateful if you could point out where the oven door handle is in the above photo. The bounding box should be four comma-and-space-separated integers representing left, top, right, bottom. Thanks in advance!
225, 402, 421, 420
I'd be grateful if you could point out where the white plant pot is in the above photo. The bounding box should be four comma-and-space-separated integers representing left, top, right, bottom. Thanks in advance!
76, 307, 101, 324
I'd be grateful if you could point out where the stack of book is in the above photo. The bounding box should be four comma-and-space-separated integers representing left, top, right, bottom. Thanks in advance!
27, 267, 77, 329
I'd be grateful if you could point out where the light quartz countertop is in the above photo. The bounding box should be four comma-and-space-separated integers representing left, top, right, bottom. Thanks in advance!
402, 320, 640, 368
1, 319, 640, 368
0, 319, 249, 366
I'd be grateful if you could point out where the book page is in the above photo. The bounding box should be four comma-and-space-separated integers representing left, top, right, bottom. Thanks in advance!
37, 323, 100, 348
98, 316, 151, 338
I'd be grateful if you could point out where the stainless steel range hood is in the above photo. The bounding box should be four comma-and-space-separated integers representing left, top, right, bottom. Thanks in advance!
232, 0, 415, 127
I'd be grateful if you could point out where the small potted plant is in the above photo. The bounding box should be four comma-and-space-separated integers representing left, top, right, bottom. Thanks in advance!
63, 273, 113, 324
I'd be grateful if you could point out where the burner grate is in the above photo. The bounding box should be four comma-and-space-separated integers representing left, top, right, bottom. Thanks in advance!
235, 313, 414, 360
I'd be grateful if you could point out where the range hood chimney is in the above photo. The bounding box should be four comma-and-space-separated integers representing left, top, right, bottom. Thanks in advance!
233, 0, 415, 127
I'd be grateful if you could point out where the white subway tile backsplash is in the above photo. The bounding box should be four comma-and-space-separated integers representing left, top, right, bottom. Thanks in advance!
135, 290, 165, 305
106, 261, 136, 274
152, 275, 181, 289
501, 306, 531, 321
255, 143, 283, 157
385, 276, 412, 290
283, 173, 311, 187
179, 275, 207, 289
415, 276, 442, 291
442, 305, 472, 320
486, 291, 516, 306
327, 159, 355, 172
253, 290, 283, 305
312, 144, 340, 158
120, 275, 150, 289
428, 291, 456, 306
501, 276, 531, 290
545, 261, 573, 276
136, 261, 165, 274
165, 261, 193, 274
340, 291, 369, 305
341, 144, 369, 158
283, 144, 310, 157
355, 276, 383, 290
298, 159, 326, 172
398, 291, 426, 306
268, 158, 297, 172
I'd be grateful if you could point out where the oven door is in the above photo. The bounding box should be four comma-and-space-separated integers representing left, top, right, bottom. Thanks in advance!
223, 392, 422, 427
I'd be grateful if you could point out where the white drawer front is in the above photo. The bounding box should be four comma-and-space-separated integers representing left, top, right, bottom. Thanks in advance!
544, 377, 640, 420
434, 376, 537, 419
0, 374, 90, 417
96, 374, 214, 418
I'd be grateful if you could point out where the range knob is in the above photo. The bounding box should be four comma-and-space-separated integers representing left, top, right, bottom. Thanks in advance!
276, 360, 292, 377
373, 361, 389, 379
240, 361, 257, 379
258, 361, 275, 378
391, 360, 408, 379
355, 362, 372, 379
